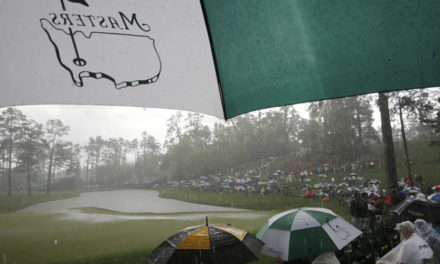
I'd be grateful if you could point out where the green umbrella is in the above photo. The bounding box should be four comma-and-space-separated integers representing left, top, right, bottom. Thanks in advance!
257, 207, 361, 261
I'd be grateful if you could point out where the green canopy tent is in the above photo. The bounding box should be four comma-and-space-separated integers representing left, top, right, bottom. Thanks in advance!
0, 0, 439, 119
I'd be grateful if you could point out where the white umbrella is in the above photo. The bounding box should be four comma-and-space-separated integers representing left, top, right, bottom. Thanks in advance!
257, 207, 361, 261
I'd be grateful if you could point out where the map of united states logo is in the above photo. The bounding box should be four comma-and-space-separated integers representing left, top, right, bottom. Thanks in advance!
40, 0, 161, 89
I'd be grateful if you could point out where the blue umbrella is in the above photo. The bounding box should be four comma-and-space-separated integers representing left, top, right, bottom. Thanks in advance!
428, 193, 440, 202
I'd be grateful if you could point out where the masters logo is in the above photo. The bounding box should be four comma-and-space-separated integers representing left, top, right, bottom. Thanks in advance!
40, 0, 162, 89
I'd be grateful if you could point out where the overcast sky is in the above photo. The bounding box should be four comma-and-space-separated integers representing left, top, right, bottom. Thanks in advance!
14, 103, 312, 146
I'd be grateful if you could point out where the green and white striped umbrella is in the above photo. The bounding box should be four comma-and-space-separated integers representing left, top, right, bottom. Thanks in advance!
256, 207, 361, 261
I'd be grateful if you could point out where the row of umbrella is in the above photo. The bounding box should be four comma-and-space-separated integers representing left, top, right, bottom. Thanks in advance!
148, 208, 362, 263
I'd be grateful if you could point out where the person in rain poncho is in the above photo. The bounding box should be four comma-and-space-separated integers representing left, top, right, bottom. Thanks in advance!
311, 252, 340, 264
414, 219, 440, 264
377, 221, 433, 264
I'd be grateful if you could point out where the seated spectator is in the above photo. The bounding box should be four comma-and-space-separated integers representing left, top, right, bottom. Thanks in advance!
414, 219, 440, 264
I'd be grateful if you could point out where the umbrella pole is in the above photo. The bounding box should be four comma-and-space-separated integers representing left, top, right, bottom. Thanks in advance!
206, 216, 214, 264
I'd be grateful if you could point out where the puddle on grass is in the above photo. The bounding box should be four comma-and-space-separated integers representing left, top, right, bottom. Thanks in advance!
19, 190, 266, 223
57, 210, 267, 223
20, 190, 246, 213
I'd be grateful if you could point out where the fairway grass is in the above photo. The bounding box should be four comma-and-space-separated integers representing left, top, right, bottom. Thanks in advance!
0, 210, 279, 264
0, 189, 352, 264
158, 188, 352, 220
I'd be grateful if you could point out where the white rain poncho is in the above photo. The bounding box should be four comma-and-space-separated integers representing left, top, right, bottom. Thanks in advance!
414, 219, 440, 264
311, 252, 340, 264
376, 233, 433, 264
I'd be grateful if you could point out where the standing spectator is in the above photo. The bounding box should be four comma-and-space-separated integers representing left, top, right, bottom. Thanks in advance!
350, 192, 369, 232
414, 219, 440, 264
368, 193, 386, 256
399, 185, 408, 200
414, 174, 423, 188
389, 184, 404, 206
368, 193, 384, 225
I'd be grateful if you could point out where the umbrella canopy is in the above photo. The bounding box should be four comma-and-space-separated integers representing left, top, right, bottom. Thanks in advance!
405, 186, 421, 193
148, 220, 264, 264
256, 207, 361, 261
428, 193, 440, 202
347, 187, 360, 193
1, 0, 440, 119
370, 179, 381, 184
268, 179, 278, 184
432, 185, 440, 192
390, 199, 440, 225
361, 188, 372, 194
398, 182, 408, 188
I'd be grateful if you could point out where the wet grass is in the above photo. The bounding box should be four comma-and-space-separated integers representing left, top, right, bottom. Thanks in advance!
159, 188, 352, 220
0, 189, 352, 263
0, 210, 277, 264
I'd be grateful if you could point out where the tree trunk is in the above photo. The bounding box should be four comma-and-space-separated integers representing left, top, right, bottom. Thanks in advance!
7, 129, 13, 197
1, 159, 5, 192
47, 136, 56, 195
355, 109, 364, 162
378, 92, 398, 187
398, 98, 413, 184
27, 165, 31, 195
7, 144, 12, 197
86, 154, 90, 184
46, 152, 53, 195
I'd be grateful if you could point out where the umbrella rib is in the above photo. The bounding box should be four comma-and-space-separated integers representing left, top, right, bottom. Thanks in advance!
199, 0, 228, 120
326, 221, 336, 233
165, 239, 178, 249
